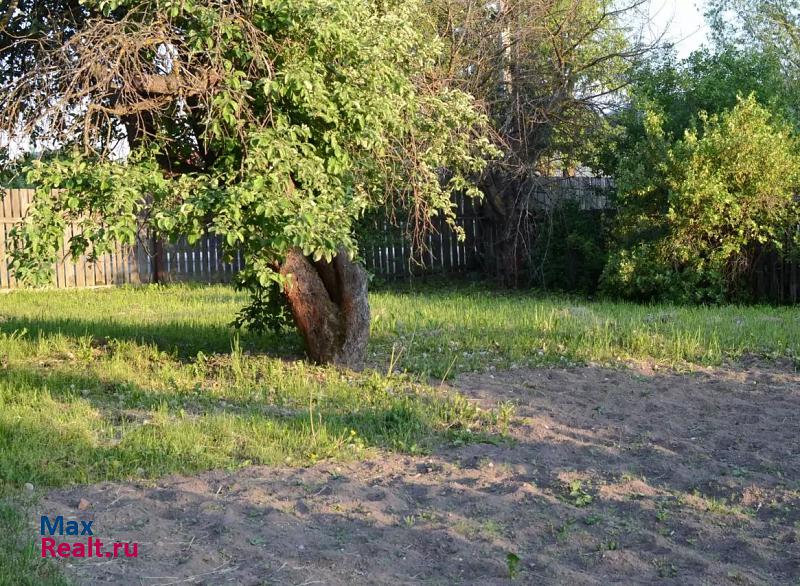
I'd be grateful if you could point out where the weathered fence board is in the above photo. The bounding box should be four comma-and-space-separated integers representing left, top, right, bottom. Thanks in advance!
157, 234, 244, 283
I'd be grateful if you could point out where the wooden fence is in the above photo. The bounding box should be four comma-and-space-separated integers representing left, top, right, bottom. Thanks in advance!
0, 189, 245, 289
360, 177, 613, 277
361, 189, 487, 277
152, 235, 245, 283
1, 182, 798, 302
0, 185, 495, 289
0, 189, 141, 288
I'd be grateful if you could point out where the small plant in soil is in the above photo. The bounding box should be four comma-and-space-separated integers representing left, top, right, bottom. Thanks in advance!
506, 552, 521, 579
583, 514, 602, 526
655, 559, 679, 578
600, 539, 620, 551
567, 480, 593, 507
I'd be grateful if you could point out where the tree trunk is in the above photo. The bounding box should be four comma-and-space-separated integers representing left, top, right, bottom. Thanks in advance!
480, 167, 528, 288
280, 247, 370, 370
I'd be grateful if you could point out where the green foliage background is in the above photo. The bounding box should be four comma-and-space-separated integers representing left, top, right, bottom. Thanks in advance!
7, 0, 494, 318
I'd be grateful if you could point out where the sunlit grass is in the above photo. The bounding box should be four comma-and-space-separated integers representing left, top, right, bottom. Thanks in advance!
369, 285, 800, 376
3, 283, 796, 380
0, 283, 504, 583
0, 282, 797, 583
0, 281, 795, 485
0, 322, 496, 488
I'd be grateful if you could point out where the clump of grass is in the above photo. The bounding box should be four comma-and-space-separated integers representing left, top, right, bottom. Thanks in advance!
506, 552, 521, 579
0, 355, 497, 488
453, 517, 504, 541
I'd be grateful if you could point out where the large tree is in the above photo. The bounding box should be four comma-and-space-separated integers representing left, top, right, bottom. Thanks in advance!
426, 0, 651, 285
707, 0, 800, 70
0, 0, 493, 368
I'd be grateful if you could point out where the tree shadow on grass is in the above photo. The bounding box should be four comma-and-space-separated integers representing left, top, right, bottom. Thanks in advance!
0, 364, 478, 490
0, 315, 303, 359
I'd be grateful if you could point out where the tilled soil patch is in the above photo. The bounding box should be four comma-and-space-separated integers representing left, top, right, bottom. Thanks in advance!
37, 363, 800, 585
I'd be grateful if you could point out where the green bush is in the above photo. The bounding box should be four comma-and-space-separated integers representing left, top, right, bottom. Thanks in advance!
602, 95, 800, 303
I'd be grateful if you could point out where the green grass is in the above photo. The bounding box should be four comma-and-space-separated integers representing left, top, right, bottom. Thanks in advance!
0, 284, 503, 583
369, 285, 800, 376
0, 287, 506, 487
0, 498, 70, 586
0, 282, 798, 582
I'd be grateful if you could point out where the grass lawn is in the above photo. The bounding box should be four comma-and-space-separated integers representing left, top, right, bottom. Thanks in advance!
1, 283, 798, 584
370, 284, 800, 376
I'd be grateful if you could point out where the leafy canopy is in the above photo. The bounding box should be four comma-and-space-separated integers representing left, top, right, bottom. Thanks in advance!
599, 46, 798, 175
5, 0, 494, 294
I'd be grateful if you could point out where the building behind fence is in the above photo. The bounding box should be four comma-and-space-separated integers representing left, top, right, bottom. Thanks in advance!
1, 180, 798, 302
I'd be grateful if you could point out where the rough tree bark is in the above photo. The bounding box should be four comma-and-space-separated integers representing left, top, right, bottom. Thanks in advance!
280, 247, 370, 370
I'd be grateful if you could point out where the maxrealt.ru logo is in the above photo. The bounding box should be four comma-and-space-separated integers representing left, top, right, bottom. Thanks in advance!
40, 515, 139, 559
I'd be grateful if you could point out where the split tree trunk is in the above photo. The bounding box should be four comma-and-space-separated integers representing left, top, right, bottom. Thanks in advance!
280, 247, 370, 370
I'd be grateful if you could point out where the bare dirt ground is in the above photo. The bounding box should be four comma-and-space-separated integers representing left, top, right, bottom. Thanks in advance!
38, 362, 800, 585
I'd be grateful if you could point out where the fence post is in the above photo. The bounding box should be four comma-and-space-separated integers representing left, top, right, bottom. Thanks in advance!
151, 235, 166, 283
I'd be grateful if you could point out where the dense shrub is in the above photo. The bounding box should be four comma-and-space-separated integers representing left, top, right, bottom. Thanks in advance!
602, 95, 800, 302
